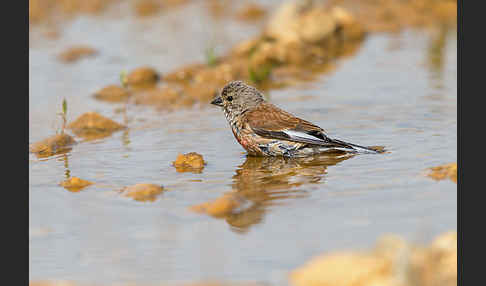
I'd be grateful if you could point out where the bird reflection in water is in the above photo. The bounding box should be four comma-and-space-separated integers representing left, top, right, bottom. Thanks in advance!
190, 151, 354, 233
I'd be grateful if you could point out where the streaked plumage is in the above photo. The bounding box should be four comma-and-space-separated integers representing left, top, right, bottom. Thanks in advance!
211, 81, 381, 157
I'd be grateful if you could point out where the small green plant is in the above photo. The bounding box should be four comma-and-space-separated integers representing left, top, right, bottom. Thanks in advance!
120, 70, 128, 88
57, 98, 68, 135
248, 64, 272, 84
205, 46, 218, 67
247, 44, 259, 58
119, 70, 129, 124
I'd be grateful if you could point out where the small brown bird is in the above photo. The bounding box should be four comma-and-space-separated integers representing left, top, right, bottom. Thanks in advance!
211, 81, 381, 157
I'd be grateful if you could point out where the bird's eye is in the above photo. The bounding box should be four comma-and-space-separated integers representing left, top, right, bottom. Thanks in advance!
227, 96, 233, 102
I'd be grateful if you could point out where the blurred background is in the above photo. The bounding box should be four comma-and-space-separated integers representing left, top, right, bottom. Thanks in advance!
29, 0, 457, 286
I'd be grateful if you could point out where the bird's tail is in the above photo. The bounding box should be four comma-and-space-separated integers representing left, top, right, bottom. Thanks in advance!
328, 138, 383, 154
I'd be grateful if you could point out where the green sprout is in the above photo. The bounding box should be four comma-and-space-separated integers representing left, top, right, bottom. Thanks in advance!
247, 44, 259, 58
57, 98, 68, 135
248, 64, 272, 84
62, 98, 67, 115
120, 70, 128, 88
205, 47, 218, 67
119, 70, 129, 124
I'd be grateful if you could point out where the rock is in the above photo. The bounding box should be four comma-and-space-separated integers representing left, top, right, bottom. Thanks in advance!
134, 0, 160, 17
59, 177, 93, 192
299, 9, 337, 44
330, 6, 365, 41
242, 3, 363, 70
264, 0, 304, 43
433, 1, 457, 24
409, 232, 457, 286
289, 231, 457, 286
131, 85, 197, 110
126, 67, 160, 86
61, 0, 108, 14
106, 1, 365, 111
58, 45, 97, 63
68, 112, 125, 140
93, 85, 130, 102
122, 183, 164, 202
235, 2, 266, 21
29, 134, 76, 158
426, 163, 457, 183
265, 1, 333, 44
189, 192, 245, 217
133, 86, 181, 107
207, 0, 231, 18
331, 6, 355, 27
193, 63, 240, 85
172, 152, 206, 173
29, 0, 47, 23
332, 0, 457, 33
265, 1, 363, 44
164, 63, 206, 83
249, 40, 309, 66
230, 38, 262, 57
290, 251, 396, 286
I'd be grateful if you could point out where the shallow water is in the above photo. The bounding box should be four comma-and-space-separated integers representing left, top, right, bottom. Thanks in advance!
29, 2, 457, 285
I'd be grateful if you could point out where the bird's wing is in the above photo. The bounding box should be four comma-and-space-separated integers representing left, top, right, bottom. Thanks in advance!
243, 103, 350, 148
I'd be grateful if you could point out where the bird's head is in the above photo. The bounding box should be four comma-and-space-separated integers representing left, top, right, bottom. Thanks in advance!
211, 81, 265, 114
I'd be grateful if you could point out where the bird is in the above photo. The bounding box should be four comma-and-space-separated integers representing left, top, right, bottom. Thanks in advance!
211, 80, 383, 157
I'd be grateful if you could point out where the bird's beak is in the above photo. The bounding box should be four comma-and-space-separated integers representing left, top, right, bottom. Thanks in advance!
210, 96, 223, 107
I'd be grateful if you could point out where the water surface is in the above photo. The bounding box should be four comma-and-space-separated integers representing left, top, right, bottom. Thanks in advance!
29, 2, 457, 285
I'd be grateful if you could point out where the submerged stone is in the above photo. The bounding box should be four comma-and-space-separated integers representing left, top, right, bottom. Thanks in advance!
58, 45, 97, 63
29, 133, 76, 158
426, 163, 457, 183
59, 177, 93, 192
132, 86, 195, 110
122, 183, 164, 202
68, 112, 125, 140
93, 85, 130, 102
126, 66, 160, 86
172, 152, 206, 173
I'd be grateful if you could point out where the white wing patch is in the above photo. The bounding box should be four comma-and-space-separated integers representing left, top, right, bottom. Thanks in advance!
284, 130, 326, 143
